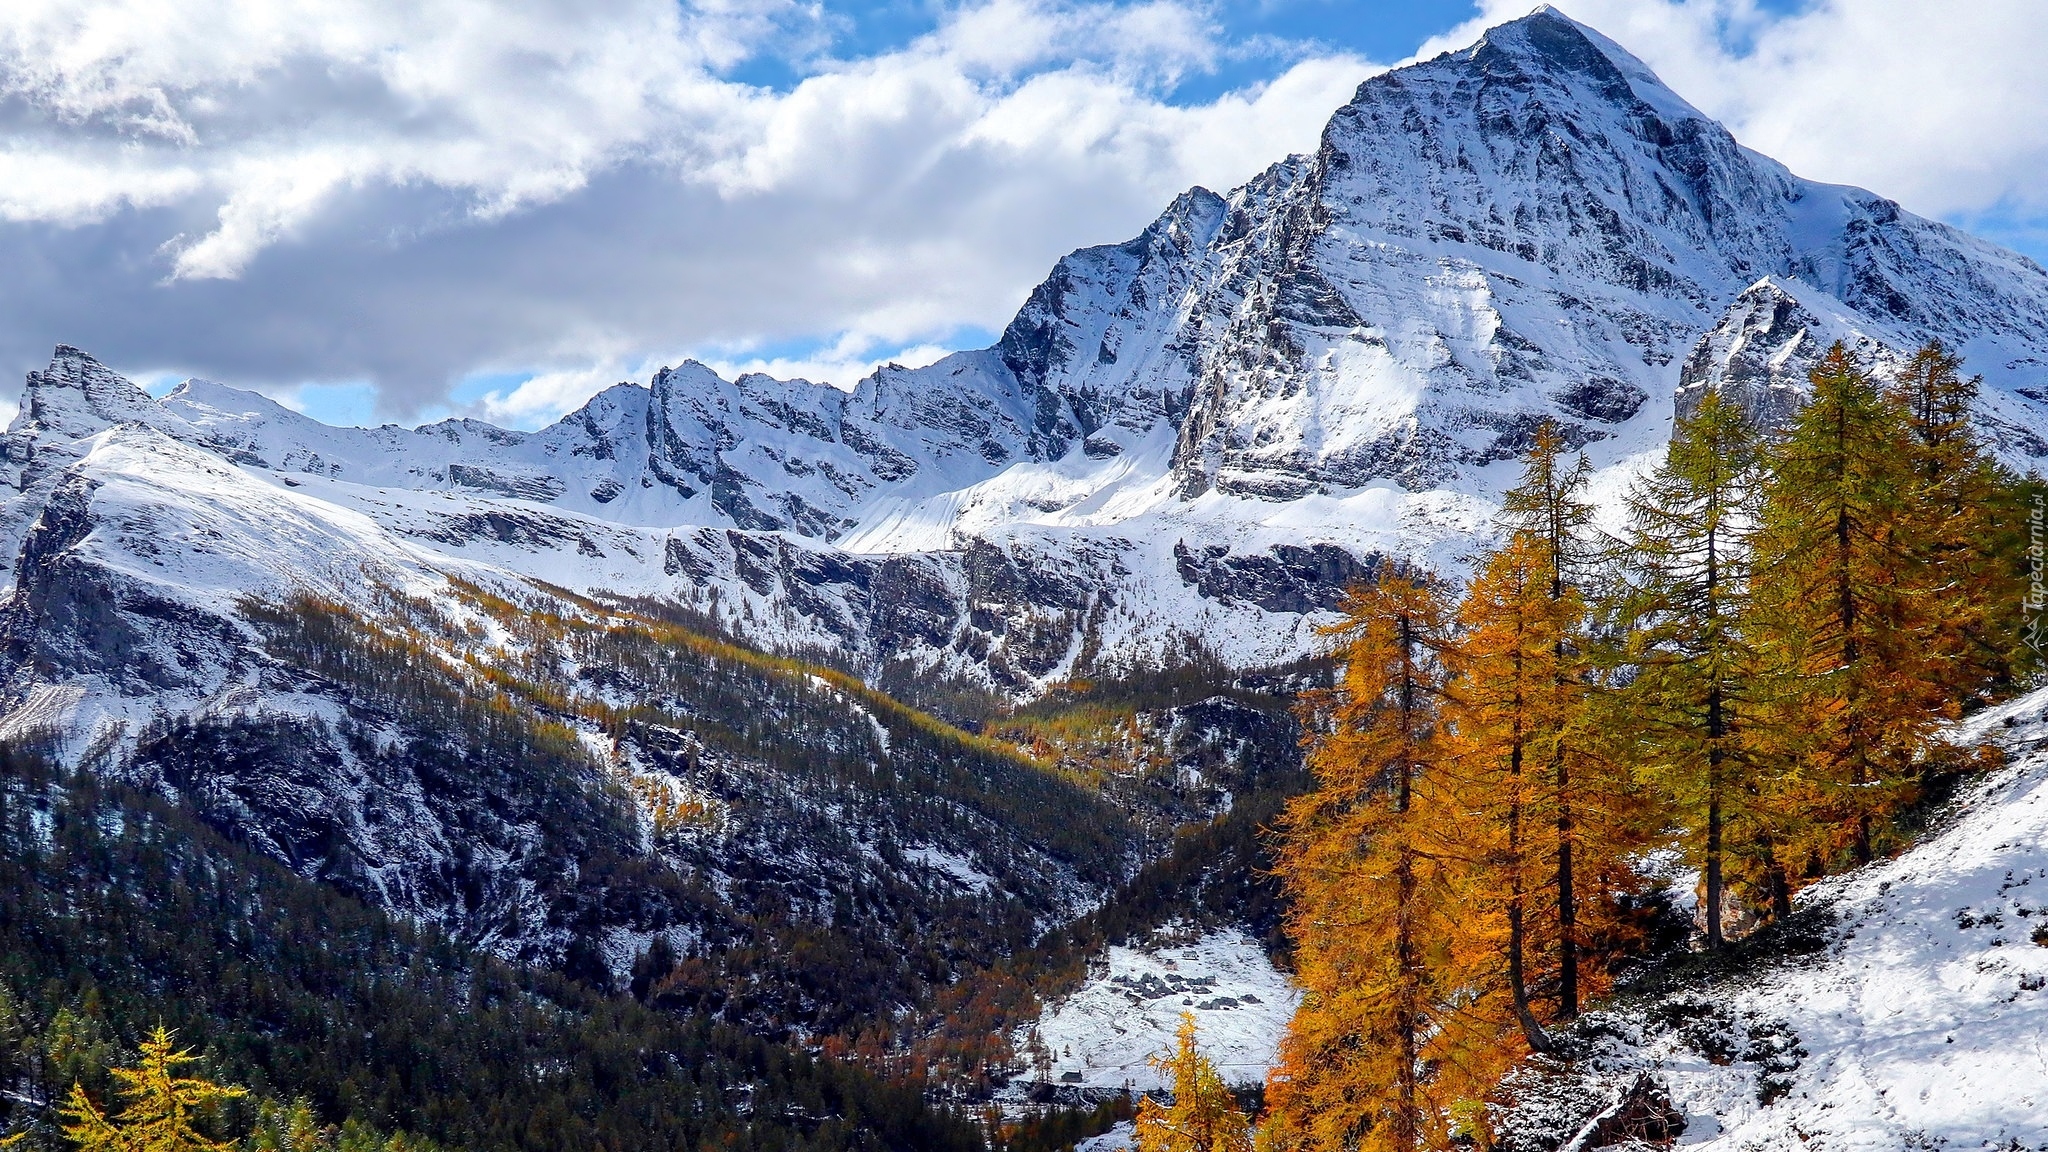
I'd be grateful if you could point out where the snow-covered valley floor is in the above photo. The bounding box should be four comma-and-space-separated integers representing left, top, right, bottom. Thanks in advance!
1020, 926, 1299, 1093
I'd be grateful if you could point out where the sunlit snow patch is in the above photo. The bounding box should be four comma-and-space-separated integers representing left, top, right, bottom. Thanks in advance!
1074, 1121, 1135, 1152
1023, 927, 1298, 1091
904, 846, 994, 894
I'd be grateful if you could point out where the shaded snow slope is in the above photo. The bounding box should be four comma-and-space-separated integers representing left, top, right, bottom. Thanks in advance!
1504, 687, 2048, 1149
1019, 927, 1299, 1092
1075, 1123, 1137, 1152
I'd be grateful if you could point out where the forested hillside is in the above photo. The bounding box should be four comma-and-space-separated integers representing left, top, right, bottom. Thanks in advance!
0, 745, 986, 1152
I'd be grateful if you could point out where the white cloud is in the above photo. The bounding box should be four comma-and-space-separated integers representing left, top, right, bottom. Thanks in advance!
476, 362, 644, 426
0, 144, 203, 223
0, 0, 1370, 423
2, 0, 730, 274
0, 0, 1359, 283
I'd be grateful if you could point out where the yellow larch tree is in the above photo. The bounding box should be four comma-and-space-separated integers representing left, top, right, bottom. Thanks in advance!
1267, 573, 1460, 1152
1442, 533, 1573, 1055
1889, 340, 2031, 702
57, 1027, 246, 1152
1134, 1014, 1252, 1152
1492, 421, 1651, 1021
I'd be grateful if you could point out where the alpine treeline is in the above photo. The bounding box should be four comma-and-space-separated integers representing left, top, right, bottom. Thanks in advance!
1265, 342, 2035, 1151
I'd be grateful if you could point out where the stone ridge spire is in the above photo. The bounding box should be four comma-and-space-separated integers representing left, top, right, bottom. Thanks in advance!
12, 345, 162, 441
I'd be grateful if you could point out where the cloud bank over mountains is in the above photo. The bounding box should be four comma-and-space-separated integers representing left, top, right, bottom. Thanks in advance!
0, 0, 2043, 426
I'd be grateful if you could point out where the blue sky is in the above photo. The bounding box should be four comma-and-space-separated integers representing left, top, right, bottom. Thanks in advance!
723, 1, 1479, 98
3, 0, 2046, 429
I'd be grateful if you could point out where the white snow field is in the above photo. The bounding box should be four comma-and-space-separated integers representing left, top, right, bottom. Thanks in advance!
1022, 927, 1299, 1092
1073, 1122, 1136, 1152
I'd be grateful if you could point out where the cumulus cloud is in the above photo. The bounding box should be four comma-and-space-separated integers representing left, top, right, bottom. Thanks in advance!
0, 0, 1360, 279
0, 0, 1370, 422
1, 0, 835, 277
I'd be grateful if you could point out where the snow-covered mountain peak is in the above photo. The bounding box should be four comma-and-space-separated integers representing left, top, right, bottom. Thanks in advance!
1466, 6, 1712, 126
161, 377, 299, 421
8, 345, 167, 441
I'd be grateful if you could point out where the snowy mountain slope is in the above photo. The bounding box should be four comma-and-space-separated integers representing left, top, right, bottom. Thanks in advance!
826, 2, 2048, 617
1672, 276, 2048, 458
0, 355, 1334, 1037
959, 4, 2048, 518
1493, 689, 2048, 1150
0, 349, 1346, 716
0, 354, 1167, 1027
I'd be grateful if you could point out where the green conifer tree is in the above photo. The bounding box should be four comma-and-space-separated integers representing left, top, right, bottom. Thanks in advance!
1750, 343, 1940, 871
1889, 340, 2031, 701
246, 1101, 329, 1152
1617, 390, 1765, 946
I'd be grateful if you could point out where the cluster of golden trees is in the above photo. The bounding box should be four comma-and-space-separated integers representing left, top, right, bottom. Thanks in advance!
1260, 343, 2032, 1151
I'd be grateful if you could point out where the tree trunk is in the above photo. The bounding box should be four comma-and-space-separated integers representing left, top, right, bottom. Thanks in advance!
1394, 851, 1419, 1152
1392, 609, 1421, 1150
1763, 843, 1793, 921
1556, 745, 1577, 1020
1507, 737, 1551, 1053
1705, 684, 1725, 950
